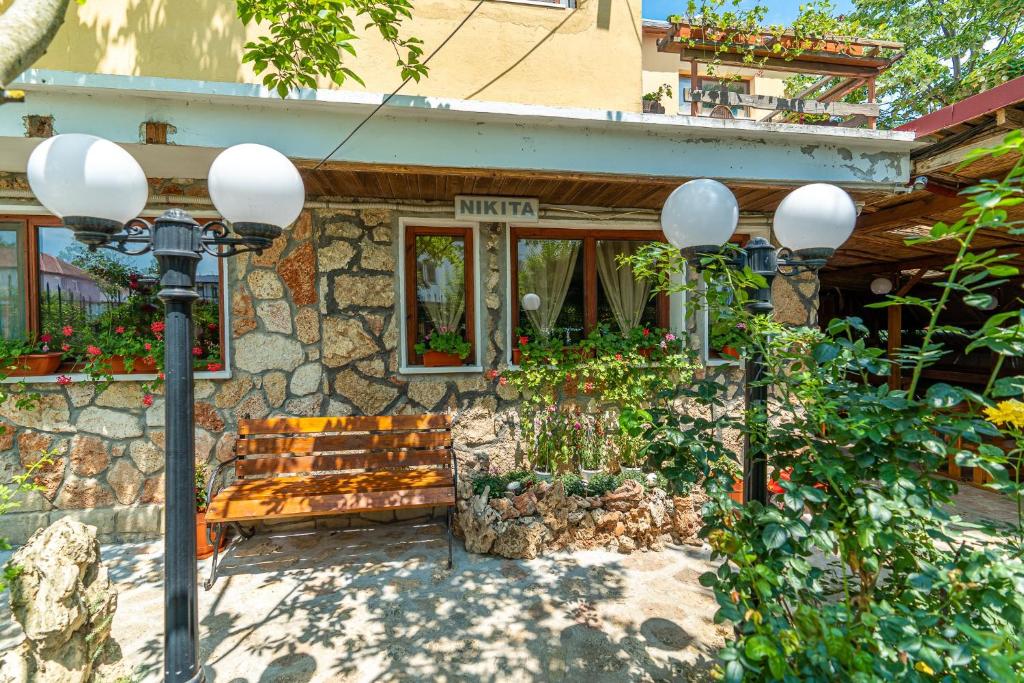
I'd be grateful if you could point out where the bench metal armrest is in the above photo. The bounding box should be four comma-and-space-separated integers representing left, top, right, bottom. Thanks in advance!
205, 456, 239, 507
450, 449, 458, 492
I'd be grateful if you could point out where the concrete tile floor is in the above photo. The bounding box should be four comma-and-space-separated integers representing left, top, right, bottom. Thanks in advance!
1, 483, 1018, 683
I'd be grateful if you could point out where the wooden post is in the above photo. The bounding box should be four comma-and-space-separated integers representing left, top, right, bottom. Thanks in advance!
867, 77, 877, 129
690, 60, 699, 116
887, 303, 901, 390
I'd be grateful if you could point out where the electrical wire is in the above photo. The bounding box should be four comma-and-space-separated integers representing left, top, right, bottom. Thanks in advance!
312, 0, 486, 170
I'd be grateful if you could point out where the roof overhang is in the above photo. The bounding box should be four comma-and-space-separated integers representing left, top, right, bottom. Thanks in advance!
0, 69, 915, 190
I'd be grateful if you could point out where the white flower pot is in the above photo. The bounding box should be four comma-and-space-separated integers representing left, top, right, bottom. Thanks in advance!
580, 468, 601, 483
533, 469, 552, 482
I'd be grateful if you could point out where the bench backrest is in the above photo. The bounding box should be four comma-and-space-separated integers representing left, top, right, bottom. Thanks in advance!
234, 414, 453, 480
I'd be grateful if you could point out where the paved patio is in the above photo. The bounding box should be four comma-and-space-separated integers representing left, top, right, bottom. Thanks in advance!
1, 483, 1018, 683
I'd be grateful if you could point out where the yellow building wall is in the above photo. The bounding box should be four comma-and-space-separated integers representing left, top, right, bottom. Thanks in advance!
641, 32, 788, 118
14, 0, 644, 111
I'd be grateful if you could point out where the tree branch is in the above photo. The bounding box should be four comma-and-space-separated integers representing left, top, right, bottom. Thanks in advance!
0, 0, 73, 88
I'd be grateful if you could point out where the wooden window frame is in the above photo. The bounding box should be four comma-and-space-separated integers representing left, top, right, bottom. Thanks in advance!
509, 227, 670, 342
403, 225, 476, 367
0, 214, 229, 377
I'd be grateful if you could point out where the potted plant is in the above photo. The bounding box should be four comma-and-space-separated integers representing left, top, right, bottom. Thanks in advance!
415, 327, 471, 367
195, 463, 226, 560
580, 414, 604, 483
642, 84, 673, 114
0, 331, 63, 377
710, 317, 746, 360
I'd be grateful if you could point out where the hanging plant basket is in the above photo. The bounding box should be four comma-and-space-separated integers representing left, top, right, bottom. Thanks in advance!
3, 352, 63, 377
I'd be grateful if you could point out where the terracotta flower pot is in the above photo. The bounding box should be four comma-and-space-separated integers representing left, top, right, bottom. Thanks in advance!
3, 352, 63, 377
728, 478, 744, 504
196, 511, 226, 560
105, 355, 158, 374
719, 346, 740, 360
512, 348, 522, 365
422, 350, 464, 367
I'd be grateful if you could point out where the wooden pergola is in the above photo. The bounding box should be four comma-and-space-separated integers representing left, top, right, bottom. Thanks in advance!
656, 20, 904, 128
821, 76, 1024, 391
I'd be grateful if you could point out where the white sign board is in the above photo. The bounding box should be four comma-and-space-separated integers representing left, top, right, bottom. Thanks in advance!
455, 195, 539, 223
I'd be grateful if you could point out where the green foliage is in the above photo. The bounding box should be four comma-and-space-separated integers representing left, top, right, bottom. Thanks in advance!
556, 473, 587, 497
642, 84, 673, 102
470, 469, 537, 497
584, 472, 620, 496
237, 0, 427, 97
631, 132, 1024, 680
1, 448, 57, 593
195, 462, 209, 513
414, 329, 471, 359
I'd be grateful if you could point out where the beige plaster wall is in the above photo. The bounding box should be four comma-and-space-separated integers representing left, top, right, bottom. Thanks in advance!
640, 32, 789, 118
13, 0, 644, 111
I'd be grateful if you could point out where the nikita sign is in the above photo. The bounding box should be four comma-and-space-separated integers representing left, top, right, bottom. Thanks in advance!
455, 195, 539, 222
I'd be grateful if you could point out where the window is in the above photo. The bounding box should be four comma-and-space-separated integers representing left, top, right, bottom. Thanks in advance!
403, 225, 476, 368
0, 215, 226, 376
510, 228, 669, 346
679, 76, 752, 118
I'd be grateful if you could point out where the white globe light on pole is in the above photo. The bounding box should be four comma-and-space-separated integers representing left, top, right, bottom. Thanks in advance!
208, 143, 305, 240
522, 293, 541, 311
660, 179, 739, 251
27, 133, 148, 227
870, 277, 894, 295
772, 183, 857, 256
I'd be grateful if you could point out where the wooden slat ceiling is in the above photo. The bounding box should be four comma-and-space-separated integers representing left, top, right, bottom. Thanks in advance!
300, 161, 885, 213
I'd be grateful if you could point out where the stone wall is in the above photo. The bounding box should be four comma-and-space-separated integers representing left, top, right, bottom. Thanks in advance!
0, 191, 819, 544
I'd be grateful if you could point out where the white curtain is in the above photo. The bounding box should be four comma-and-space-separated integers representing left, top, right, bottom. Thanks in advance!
519, 240, 580, 335
596, 240, 650, 333
417, 249, 465, 333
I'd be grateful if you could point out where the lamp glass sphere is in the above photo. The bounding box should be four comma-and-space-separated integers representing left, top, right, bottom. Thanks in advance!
208, 144, 305, 236
26, 133, 148, 225
773, 183, 856, 254
870, 277, 893, 295
660, 179, 739, 251
522, 293, 541, 312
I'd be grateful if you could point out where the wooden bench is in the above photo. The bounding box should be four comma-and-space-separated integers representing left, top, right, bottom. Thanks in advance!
203, 414, 457, 588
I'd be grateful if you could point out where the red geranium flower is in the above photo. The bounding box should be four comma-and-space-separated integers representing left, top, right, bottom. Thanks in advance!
62, 326, 73, 337
498, 376, 508, 386
151, 321, 165, 334
642, 328, 650, 337
518, 336, 529, 347
208, 323, 217, 330
40, 333, 52, 343
192, 346, 203, 356
61, 344, 70, 352
142, 394, 154, 407
115, 326, 125, 334
614, 353, 624, 361
56, 375, 72, 385
158, 372, 165, 380
86, 345, 102, 356
485, 369, 499, 380
206, 362, 223, 372
144, 342, 152, 351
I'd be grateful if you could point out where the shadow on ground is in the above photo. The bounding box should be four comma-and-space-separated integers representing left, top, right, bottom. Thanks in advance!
78, 521, 723, 682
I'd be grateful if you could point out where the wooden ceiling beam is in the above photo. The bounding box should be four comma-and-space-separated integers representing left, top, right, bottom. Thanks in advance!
856, 194, 965, 233
829, 244, 1024, 277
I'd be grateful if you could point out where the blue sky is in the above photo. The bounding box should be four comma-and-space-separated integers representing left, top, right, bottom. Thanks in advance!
641, 0, 853, 24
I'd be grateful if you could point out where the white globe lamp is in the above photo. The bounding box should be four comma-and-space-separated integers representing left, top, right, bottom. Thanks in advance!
869, 277, 893, 295
773, 183, 857, 258
26, 133, 148, 245
522, 293, 541, 311
661, 179, 739, 252
208, 143, 305, 241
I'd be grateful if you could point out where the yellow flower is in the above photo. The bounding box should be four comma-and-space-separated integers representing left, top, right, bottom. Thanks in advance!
984, 399, 1024, 429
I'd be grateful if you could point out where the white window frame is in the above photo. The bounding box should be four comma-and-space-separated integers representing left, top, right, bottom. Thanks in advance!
397, 216, 484, 375
0, 204, 232, 383
505, 220, 687, 367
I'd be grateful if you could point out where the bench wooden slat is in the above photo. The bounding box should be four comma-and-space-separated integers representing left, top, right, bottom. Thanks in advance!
235, 431, 452, 456
217, 470, 453, 500
207, 487, 455, 523
238, 414, 452, 435
235, 449, 451, 477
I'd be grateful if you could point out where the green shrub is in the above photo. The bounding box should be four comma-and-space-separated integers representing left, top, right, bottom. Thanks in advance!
471, 473, 508, 497
556, 473, 586, 497
586, 472, 619, 496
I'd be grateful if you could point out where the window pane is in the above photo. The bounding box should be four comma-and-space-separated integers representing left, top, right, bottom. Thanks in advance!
0, 223, 25, 339
414, 234, 468, 356
595, 240, 657, 333
38, 226, 223, 366
517, 239, 584, 345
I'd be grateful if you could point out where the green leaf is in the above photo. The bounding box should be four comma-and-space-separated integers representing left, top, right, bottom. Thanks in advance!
744, 634, 776, 661
762, 523, 788, 550
992, 376, 1024, 397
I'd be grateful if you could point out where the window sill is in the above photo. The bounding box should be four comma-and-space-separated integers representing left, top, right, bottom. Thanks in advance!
400, 365, 484, 376
705, 357, 741, 367
1, 370, 232, 384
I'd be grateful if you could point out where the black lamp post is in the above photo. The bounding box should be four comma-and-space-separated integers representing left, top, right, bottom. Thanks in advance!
660, 180, 857, 504
27, 135, 305, 683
